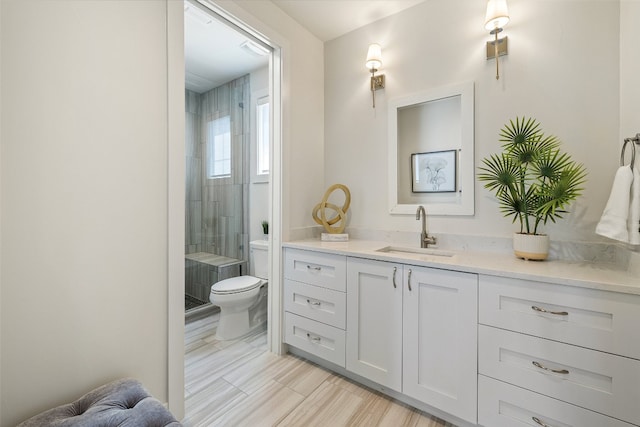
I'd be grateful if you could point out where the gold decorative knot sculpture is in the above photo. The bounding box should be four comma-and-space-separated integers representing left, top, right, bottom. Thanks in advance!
312, 184, 351, 234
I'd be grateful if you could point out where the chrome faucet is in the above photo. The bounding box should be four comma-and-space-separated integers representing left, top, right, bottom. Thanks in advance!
416, 205, 437, 248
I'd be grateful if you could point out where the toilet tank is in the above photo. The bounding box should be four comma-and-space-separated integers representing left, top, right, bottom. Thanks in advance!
249, 240, 269, 279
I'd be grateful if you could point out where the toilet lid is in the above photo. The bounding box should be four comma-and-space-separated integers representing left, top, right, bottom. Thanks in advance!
211, 276, 262, 294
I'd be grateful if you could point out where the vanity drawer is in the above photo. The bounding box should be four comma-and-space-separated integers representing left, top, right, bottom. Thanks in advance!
479, 325, 640, 425
284, 248, 346, 292
284, 312, 345, 367
479, 274, 640, 359
284, 279, 346, 329
478, 375, 634, 427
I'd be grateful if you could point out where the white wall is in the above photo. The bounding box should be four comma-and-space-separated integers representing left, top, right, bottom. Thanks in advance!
620, 0, 640, 144
0, 1, 175, 425
325, 0, 621, 242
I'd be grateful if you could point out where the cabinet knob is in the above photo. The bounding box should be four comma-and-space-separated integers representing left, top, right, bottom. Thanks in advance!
407, 269, 412, 291
306, 265, 322, 271
392, 267, 397, 288
306, 299, 321, 307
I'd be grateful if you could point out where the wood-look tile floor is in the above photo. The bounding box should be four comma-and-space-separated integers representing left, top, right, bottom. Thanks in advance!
183, 313, 456, 427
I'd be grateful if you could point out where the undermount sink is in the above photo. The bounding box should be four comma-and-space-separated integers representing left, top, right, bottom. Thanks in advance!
375, 245, 455, 258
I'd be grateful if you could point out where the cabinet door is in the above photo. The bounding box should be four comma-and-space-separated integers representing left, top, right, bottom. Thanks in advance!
403, 266, 478, 424
346, 257, 403, 392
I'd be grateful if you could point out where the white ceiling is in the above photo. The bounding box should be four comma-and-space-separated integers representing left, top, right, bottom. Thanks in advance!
185, 0, 427, 93
184, 2, 270, 93
272, 0, 428, 42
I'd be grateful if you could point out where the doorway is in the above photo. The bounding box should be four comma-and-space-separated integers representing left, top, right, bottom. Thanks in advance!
169, 1, 284, 418
184, 0, 271, 316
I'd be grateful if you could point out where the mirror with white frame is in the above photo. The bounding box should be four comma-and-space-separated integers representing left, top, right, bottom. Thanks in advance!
388, 81, 475, 215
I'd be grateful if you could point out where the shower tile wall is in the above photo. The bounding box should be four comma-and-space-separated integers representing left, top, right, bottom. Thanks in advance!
200, 75, 249, 261
185, 76, 250, 303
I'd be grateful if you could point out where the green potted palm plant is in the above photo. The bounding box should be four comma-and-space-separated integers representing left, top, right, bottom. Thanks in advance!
478, 117, 587, 260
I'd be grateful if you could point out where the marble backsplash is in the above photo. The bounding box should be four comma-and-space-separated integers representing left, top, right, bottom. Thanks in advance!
288, 226, 635, 270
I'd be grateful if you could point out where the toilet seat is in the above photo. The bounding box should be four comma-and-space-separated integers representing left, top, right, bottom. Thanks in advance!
211, 276, 262, 295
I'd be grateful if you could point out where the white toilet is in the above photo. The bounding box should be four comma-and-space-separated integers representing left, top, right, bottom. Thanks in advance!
209, 240, 268, 340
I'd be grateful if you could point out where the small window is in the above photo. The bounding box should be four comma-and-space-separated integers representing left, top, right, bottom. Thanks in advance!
256, 97, 269, 176
206, 116, 231, 179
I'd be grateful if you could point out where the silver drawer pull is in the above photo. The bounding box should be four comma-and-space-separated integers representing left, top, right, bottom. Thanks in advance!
306, 265, 321, 271
532, 416, 553, 427
532, 361, 569, 375
392, 267, 397, 288
531, 305, 568, 316
306, 333, 321, 342
407, 269, 412, 291
306, 299, 321, 306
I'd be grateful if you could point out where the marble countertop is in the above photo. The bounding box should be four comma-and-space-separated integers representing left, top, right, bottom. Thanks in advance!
283, 239, 640, 295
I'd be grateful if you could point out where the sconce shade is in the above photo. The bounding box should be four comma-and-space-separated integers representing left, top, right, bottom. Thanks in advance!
365, 43, 382, 71
485, 0, 510, 31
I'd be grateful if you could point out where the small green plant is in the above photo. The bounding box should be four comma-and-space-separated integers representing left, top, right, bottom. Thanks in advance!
478, 117, 587, 235
261, 220, 269, 235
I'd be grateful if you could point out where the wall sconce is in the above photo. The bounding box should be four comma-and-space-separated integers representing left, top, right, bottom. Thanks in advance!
365, 43, 385, 108
485, 0, 510, 80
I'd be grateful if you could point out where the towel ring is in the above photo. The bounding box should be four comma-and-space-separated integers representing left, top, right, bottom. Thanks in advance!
621, 138, 636, 170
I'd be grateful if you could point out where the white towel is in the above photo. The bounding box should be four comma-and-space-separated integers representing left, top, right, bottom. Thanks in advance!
596, 166, 634, 242
629, 164, 640, 245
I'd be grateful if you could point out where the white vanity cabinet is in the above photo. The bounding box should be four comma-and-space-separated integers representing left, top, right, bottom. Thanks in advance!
283, 248, 347, 367
346, 257, 478, 424
346, 258, 403, 391
478, 275, 640, 427
402, 265, 478, 424
283, 242, 640, 427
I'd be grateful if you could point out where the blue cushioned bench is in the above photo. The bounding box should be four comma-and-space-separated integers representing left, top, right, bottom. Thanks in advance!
17, 378, 182, 427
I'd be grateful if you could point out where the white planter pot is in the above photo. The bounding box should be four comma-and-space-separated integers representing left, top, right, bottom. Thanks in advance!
513, 233, 549, 261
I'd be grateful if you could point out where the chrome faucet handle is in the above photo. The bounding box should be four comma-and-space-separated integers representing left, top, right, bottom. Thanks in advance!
423, 235, 437, 247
